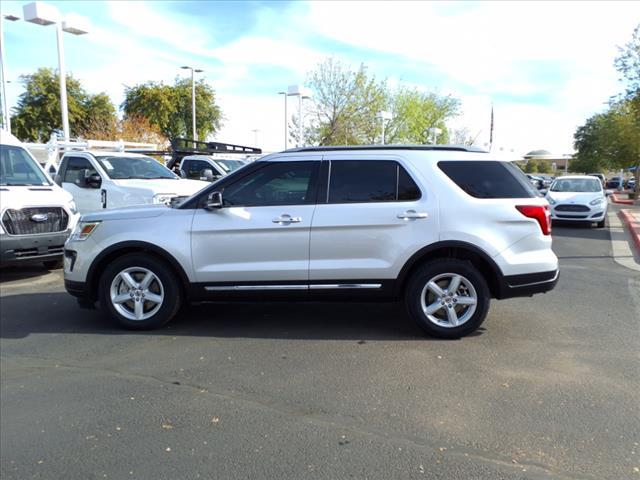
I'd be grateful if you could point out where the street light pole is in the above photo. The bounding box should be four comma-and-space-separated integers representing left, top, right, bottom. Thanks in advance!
278, 91, 287, 150
1, 14, 19, 132
55, 22, 69, 142
376, 111, 392, 145
286, 85, 312, 148
181, 66, 203, 142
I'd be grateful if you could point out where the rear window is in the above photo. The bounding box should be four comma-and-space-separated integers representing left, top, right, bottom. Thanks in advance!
438, 161, 537, 199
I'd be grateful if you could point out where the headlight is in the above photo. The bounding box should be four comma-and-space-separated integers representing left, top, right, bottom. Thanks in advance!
70, 221, 100, 241
589, 197, 605, 206
546, 196, 556, 205
68, 200, 77, 214
153, 194, 177, 205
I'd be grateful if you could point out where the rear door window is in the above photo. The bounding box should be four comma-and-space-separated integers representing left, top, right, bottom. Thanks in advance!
438, 161, 537, 198
327, 160, 421, 203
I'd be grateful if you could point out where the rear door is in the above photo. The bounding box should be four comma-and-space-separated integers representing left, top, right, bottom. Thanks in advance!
309, 155, 439, 285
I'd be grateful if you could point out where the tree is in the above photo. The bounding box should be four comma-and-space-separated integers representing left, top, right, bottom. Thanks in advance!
122, 79, 222, 141
11, 68, 116, 142
385, 87, 459, 144
524, 160, 538, 173
537, 161, 552, 174
80, 114, 166, 145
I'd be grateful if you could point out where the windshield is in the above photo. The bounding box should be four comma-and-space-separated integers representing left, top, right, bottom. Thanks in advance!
97, 156, 177, 180
0, 145, 52, 186
550, 178, 602, 193
213, 159, 246, 173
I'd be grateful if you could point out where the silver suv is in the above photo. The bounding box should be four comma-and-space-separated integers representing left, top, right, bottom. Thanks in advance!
64, 146, 559, 338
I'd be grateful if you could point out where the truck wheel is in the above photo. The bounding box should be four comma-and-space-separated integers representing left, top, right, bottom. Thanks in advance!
405, 259, 490, 339
99, 253, 182, 330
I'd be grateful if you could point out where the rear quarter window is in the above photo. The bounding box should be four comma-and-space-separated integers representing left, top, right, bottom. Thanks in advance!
438, 161, 537, 199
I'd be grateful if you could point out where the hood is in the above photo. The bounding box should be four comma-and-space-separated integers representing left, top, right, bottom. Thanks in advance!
111, 178, 208, 196
0, 184, 74, 210
81, 204, 168, 222
547, 191, 603, 204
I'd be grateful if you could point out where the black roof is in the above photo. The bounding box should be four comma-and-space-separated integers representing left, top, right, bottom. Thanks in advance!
285, 144, 487, 153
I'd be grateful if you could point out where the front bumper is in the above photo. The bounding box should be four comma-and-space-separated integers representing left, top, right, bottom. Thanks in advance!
0, 231, 70, 266
550, 204, 606, 222
496, 269, 559, 299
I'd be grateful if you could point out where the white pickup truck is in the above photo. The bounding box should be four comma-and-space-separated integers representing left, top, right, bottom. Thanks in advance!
54, 151, 208, 214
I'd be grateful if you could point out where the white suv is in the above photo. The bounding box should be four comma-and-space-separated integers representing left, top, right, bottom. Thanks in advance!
64, 146, 559, 338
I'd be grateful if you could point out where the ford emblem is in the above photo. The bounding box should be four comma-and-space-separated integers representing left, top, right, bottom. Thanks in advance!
31, 213, 48, 222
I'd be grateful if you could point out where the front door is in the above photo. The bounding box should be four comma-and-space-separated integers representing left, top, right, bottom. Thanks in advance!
191, 159, 321, 284
59, 156, 103, 214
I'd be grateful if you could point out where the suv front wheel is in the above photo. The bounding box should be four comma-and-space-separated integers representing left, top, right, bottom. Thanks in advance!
405, 259, 490, 339
99, 253, 182, 329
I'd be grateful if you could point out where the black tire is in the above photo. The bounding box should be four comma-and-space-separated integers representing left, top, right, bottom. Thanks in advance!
99, 253, 182, 330
596, 218, 606, 228
43, 258, 63, 270
405, 259, 490, 339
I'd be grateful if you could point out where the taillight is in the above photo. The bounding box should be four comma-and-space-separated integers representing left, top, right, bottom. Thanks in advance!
516, 205, 551, 235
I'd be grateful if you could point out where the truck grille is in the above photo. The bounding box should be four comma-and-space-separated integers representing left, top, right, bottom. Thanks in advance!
1, 208, 69, 235
555, 204, 590, 212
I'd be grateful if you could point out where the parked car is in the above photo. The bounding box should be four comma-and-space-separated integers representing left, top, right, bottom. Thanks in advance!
538, 175, 554, 188
546, 175, 608, 228
54, 151, 209, 214
526, 174, 544, 189
587, 173, 606, 186
627, 177, 636, 191
64, 145, 559, 338
606, 176, 623, 189
179, 155, 248, 182
1, 130, 80, 268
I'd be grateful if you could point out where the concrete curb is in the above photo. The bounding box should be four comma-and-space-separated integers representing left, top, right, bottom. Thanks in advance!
619, 209, 640, 253
611, 193, 634, 205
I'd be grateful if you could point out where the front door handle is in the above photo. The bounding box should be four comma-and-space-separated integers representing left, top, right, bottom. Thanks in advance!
397, 210, 428, 220
272, 214, 302, 224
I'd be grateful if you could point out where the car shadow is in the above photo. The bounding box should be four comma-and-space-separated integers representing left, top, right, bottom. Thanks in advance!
0, 292, 481, 341
0, 264, 58, 284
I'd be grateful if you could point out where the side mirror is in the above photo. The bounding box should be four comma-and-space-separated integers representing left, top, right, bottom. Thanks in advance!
205, 191, 223, 209
605, 189, 613, 196
54, 174, 62, 186
86, 172, 102, 189
202, 168, 215, 182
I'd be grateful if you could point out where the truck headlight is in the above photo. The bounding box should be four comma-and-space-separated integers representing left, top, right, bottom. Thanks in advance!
546, 196, 556, 205
589, 197, 605, 205
70, 221, 100, 241
153, 194, 177, 205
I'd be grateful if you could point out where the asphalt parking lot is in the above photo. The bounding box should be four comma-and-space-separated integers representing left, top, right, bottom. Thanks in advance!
1, 208, 639, 480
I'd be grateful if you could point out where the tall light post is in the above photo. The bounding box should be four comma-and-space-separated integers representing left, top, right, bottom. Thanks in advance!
23, 2, 89, 143
181, 66, 203, 142
1, 13, 19, 132
278, 91, 288, 150
287, 85, 311, 147
376, 111, 392, 145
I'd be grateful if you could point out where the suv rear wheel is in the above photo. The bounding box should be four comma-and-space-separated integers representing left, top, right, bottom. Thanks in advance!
405, 259, 490, 339
99, 253, 182, 329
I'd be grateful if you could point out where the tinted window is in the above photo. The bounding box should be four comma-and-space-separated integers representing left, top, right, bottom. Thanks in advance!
329, 161, 396, 203
398, 166, 421, 201
0, 145, 51, 186
184, 160, 218, 180
223, 161, 317, 207
328, 160, 421, 203
96, 156, 176, 180
63, 157, 97, 184
438, 161, 537, 199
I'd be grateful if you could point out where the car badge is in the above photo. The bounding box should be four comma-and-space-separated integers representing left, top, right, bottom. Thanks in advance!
31, 213, 49, 222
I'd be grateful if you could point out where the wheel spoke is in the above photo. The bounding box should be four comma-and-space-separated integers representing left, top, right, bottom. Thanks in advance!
120, 272, 138, 289
427, 281, 445, 297
425, 300, 444, 315
112, 292, 131, 304
134, 299, 144, 319
145, 293, 163, 305
446, 306, 459, 326
140, 272, 154, 290
456, 296, 477, 306
447, 275, 462, 294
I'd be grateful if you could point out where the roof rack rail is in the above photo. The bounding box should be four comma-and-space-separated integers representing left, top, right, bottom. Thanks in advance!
166, 138, 262, 171
284, 144, 487, 153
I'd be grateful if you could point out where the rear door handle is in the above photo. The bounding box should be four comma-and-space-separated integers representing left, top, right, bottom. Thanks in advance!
272, 214, 302, 224
397, 210, 428, 220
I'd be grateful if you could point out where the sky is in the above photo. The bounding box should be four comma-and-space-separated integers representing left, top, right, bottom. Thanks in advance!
2, 0, 639, 156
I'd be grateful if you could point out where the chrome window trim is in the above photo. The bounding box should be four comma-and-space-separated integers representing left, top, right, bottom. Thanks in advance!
204, 283, 383, 291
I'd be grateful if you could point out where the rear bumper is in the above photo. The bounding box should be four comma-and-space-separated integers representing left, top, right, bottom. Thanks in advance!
0, 232, 69, 266
496, 269, 559, 299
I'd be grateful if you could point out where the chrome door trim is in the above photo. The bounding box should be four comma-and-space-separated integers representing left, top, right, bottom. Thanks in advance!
309, 284, 382, 290
204, 283, 383, 291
